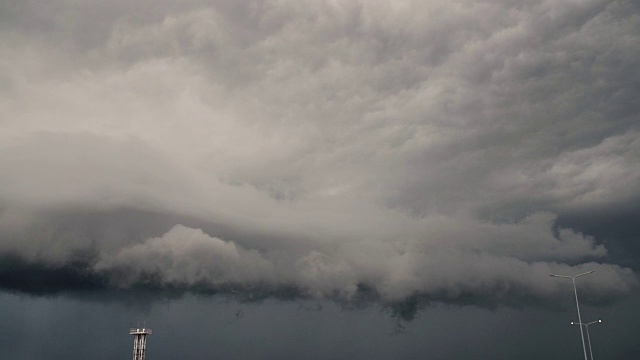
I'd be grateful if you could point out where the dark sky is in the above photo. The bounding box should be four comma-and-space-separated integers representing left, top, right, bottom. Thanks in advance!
0, 0, 639, 359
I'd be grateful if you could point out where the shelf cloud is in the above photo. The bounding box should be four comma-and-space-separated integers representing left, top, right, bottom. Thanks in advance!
1, 0, 639, 319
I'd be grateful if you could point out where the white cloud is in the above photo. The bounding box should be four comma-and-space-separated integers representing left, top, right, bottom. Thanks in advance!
95, 225, 275, 287
90, 217, 631, 304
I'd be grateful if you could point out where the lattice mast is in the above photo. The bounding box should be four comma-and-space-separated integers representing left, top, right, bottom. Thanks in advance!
130, 325, 152, 360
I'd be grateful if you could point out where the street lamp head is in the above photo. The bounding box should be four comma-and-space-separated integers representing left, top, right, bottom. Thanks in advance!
550, 271, 594, 279
575, 270, 595, 277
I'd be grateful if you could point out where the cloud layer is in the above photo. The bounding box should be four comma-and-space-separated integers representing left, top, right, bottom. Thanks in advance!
0, 0, 639, 313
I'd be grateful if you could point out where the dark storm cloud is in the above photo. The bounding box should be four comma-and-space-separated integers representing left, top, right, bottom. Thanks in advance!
0, 0, 639, 319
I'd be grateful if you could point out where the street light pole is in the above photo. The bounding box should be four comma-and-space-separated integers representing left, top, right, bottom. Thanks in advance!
550, 270, 594, 360
572, 320, 602, 360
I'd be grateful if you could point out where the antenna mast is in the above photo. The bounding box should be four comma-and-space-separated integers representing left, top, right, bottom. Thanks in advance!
130, 324, 152, 360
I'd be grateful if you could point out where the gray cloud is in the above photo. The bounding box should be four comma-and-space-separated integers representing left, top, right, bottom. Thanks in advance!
0, 0, 639, 319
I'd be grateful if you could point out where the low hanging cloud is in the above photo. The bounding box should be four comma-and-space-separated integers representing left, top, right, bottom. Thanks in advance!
92, 220, 636, 304
0, 0, 639, 317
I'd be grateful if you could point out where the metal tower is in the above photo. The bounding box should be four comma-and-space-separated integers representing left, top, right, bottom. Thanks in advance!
130, 325, 152, 360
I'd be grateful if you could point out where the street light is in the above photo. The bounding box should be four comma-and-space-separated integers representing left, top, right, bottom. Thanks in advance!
550, 270, 594, 360
572, 319, 602, 360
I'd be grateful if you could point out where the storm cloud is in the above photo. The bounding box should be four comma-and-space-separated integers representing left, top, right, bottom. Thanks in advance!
1, 0, 639, 319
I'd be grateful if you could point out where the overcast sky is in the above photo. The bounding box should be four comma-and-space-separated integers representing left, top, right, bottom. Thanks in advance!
0, 0, 639, 359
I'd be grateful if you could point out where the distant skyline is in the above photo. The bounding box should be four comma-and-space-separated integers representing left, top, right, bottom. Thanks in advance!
0, 0, 639, 359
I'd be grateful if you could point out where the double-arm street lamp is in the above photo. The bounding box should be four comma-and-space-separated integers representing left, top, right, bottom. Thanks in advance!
572, 319, 602, 360
550, 270, 594, 360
